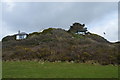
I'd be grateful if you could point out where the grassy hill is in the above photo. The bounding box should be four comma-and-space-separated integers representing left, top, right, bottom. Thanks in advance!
2, 24, 119, 65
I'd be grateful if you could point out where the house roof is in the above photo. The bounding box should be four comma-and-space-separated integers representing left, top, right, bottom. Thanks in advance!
15, 32, 28, 35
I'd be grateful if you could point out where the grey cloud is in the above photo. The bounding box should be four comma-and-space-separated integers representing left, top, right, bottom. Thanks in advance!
1, 2, 118, 41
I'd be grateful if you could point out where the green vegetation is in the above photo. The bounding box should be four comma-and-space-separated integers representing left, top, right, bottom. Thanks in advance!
28, 32, 41, 37
2, 35, 16, 42
2, 61, 118, 78
0, 61, 2, 79
2, 23, 120, 65
71, 33, 85, 39
42, 28, 55, 34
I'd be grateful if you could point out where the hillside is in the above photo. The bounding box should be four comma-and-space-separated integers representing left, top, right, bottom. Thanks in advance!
2, 23, 119, 65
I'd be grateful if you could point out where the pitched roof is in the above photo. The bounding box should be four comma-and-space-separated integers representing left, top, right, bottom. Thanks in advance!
15, 32, 28, 35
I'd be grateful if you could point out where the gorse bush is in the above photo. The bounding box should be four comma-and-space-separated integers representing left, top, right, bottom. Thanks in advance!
2, 26, 119, 65
42, 28, 55, 34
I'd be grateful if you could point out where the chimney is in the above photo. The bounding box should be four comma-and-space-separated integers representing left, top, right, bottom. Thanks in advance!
18, 30, 20, 34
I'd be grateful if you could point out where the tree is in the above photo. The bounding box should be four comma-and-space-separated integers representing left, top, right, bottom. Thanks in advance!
68, 22, 88, 34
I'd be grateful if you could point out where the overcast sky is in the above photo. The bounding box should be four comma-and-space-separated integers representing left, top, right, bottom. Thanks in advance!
1, 2, 118, 42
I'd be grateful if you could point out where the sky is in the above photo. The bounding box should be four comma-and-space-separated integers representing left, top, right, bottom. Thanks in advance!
0, 2, 118, 42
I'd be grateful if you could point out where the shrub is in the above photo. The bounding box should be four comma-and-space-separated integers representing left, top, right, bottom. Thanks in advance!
42, 28, 55, 34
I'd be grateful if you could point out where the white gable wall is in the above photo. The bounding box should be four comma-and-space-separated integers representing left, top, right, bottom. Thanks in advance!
16, 35, 27, 40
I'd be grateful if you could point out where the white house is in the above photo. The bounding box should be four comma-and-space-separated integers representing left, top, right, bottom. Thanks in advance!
15, 30, 28, 40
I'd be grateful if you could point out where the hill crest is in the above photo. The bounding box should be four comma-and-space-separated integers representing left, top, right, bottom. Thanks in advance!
2, 23, 119, 65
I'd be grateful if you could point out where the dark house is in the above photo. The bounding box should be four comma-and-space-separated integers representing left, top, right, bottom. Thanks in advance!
68, 22, 88, 34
